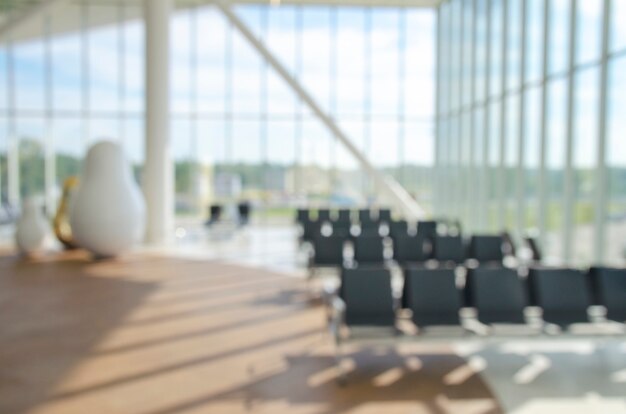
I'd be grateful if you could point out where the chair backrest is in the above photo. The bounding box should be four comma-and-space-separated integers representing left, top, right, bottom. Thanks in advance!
467, 267, 527, 324
393, 234, 429, 264
528, 268, 591, 327
358, 209, 373, 223
433, 235, 465, 264
210, 204, 222, 220
312, 235, 345, 267
296, 208, 309, 224
318, 209, 331, 223
501, 231, 517, 256
589, 267, 626, 322
378, 209, 392, 223
353, 235, 385, 264
332, 209, 352, 232
468, 235, 504, 263
302, 219, 322, 242
388, 220, 409, 240
416, 220, 438, 240
525, 236, 543, 262
403, 268, 462, 327
340, 267, 395, 327
337, 209, 351, 223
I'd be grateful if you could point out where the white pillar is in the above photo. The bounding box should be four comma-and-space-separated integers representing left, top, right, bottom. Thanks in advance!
143, 0, 173, 244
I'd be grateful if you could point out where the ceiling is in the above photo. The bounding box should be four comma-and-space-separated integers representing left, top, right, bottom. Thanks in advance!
0, 0, 442, 43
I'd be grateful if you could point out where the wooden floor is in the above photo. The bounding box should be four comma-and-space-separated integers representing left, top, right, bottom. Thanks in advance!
0, 251, 501, 414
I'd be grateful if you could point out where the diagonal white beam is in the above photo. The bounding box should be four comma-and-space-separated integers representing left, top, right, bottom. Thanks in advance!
215, 0, 426, 220
0, 0, 66, 40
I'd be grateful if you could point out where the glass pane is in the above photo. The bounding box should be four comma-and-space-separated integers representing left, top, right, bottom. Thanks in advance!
17, 118, 46, 200
461, 0, 473, 108
487, 101, 501, 230
371, 10, 399, 116
524, 87, 542, 230
572, 67, 600, 265
474, 0, 488, 104
370, 120, 398, 168
506, 0, 523, 92
0, 117, 7, 201
54, 119, 83, 192
545, 77, 568, 263
576, 0, 603, 66
15, 36, 45, 111
51, 4, 81, 112
405, 9, 435, 118
606, 55, 626, 264
549, 0, 571, 75
123, 17, 145, 113
89, 6, 119, 113
170, 10, 193, 114
525, 0, 544, 84
197, 8, 226, 114
122, 117, 144, 185
612, 0, 626, 53
504, 94, 519, 230
302, 7, 331, 111
490, 0, 504, 98
337, 8, 365, 116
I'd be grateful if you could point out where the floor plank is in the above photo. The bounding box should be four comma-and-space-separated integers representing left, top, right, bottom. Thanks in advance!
0, 251, 501, 414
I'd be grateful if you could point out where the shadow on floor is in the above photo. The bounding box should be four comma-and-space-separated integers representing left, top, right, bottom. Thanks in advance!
139, 348, 503, 414
0, 253, 159, 414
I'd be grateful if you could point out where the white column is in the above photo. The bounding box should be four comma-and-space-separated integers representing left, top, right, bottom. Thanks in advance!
144, 0, 173, 244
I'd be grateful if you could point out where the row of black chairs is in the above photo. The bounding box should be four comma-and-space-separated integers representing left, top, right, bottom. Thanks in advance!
297, 207, 393, 225
311, 233, 527, 271
205, 202, 251, 227
333, 265, 626, 335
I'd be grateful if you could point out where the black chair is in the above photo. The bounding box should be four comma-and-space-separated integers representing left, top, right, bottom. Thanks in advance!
340, 267, 396, 327
525, 236, 543, 262
205, 204, 222, 226
433, 235, 465, 264
296, 208, 309, 224
501, 231, 517, 257
378, 209, 392, 223
318, 209, 331, 223
337, 209, 351, 223
237, 201, 251, 226
388, 220, 409, 241
403, 268, 462, 327
332, 210, 352, 235
311, 235, 345, 268
589, 267, 626, 322
301, 219, 323, 244
468, 235, 504, 264
528, 268, 591, 327
466, 267, 527, 325
358, 209, 372, 223
393, 234, 429, 265
353, 235, 385, 265
416, 220, 438, 239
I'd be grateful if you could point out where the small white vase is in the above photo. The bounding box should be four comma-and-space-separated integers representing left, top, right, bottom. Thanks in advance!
15, 198, 48, 256
70, 140, 146, 258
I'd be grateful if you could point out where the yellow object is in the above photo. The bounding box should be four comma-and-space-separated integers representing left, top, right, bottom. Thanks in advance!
54, 176, 79, 249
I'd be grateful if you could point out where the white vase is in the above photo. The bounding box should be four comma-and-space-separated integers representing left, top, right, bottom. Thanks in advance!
15, 198, 48, 256
70, 140, 146, 258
